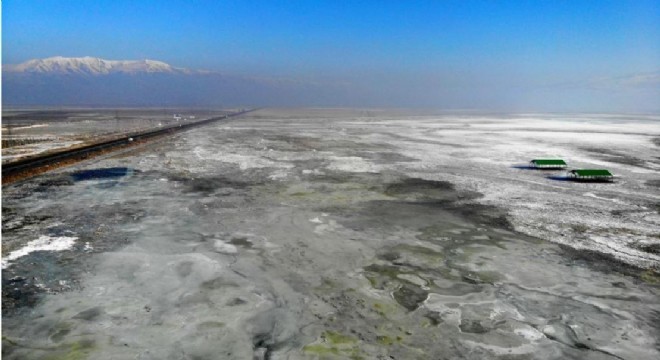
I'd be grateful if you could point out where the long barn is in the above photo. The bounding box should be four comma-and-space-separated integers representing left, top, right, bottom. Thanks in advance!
530, 159, 567, 169
569, 169, 614, 182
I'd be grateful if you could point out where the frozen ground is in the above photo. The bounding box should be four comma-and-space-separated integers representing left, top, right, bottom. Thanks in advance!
1, 109, 232, 162
2, 109, 659, 359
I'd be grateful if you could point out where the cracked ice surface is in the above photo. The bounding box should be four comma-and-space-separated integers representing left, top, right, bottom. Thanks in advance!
2, 109, 659, 359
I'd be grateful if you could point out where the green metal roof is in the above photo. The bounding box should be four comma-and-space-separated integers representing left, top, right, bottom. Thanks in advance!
570, 169, 613, 177
531, 159, 567, 165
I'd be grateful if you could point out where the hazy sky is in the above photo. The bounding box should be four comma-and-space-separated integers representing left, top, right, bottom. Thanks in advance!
3, 0, 659, 111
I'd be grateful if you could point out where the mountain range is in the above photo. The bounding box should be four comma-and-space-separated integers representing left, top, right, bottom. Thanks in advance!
3, 56, 201, 75
2, 57, 349, 107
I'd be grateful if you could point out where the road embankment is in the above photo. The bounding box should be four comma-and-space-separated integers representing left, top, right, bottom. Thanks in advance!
1, 109, 255, 185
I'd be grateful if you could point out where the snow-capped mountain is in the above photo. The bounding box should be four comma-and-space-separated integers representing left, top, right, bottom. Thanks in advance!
3, 56, 198, 75
2, 56, 349, 107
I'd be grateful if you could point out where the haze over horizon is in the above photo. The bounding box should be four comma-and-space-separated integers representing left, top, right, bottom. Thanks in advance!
3, 0, 659, 112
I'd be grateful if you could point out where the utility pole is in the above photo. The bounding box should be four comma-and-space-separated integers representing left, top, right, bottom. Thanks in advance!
114, 110, 120, 133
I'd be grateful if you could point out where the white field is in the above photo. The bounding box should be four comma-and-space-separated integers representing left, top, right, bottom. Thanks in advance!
2, 109, 659, 359
228, 110, 660, 268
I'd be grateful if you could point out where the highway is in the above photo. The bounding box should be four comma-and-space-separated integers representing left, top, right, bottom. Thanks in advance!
1, 109, 256, 184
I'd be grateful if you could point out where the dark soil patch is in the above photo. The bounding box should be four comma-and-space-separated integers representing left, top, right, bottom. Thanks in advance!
2, 199, 146, 315
637, 243, 660, 255
1, 276, 43, 311
392, 283, 429, 311
581, 147, 647, 168
459, 319, 490, 334
37, 175, 75, 188
558, 244, 657, 282
443, 202, 514, 231
2, 250, 84, 315
170, 175, 256, 194
1, 211, 53, 233
229, 235, 253, 248
72, 307, 103, 321
422, 310, 443, 326
383, 177, 480, 203
385, 178, 453, 195
645, 180, 660, 188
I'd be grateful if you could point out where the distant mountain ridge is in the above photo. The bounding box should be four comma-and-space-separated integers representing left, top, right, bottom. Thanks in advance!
3, 56, 203, 75
2, 56, 351, 107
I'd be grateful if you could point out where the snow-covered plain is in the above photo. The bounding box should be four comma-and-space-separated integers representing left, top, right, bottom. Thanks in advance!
2, 109, 659, 359
343, 114, 660, 268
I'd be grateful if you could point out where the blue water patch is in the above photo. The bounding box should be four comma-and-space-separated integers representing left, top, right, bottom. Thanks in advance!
71, 167, 133, 182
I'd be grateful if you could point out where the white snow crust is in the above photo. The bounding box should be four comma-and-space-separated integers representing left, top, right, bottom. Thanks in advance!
2, 235, 77, 269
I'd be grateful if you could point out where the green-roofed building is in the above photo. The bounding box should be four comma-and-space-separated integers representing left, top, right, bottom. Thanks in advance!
530, 159, 567, 169
569, 169, 614, 182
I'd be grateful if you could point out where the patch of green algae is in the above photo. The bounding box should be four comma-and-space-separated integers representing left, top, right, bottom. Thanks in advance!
372, 302, 398, 317
302, 344, 340, 355
197, 321, 225, 330
3, 336, 95, 360
44, 339, 96, 360
280, 181, 390, 206
363, 264, 408, 290
364, 264, 404, 279
303, 331, 364, 359
2, 336, 19, 346
640, 269, 660, 284
290, 191, 313, 197
314, 277, 339, 292
323, 331, 356, 345
376, 335, 403, 346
